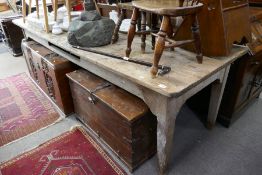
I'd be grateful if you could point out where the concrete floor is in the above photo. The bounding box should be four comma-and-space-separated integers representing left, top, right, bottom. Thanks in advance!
0, 46, 28, 78
0, 43, 262, 175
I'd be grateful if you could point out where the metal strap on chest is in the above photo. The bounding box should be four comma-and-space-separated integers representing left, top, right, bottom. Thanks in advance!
88, 82, 112, 104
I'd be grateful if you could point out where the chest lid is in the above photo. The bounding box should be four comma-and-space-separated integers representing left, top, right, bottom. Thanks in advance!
25, 40, 70, 69
67, 69, 150, 123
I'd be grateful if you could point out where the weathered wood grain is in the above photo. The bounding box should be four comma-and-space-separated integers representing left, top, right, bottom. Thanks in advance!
13, 18, 247, 97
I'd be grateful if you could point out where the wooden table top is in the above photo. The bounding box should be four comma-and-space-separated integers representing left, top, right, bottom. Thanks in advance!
13, 18, 248, 97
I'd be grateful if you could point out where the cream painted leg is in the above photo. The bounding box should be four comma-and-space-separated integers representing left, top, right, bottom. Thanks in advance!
36, 0, 39, 19
42, 0, 49, 33
28, 0, 32, 14
142, 89, 184, 174
66, 0, 71, 22
22, 0, 26, 23
54, 0, 58, 21
207, 65, 231, 129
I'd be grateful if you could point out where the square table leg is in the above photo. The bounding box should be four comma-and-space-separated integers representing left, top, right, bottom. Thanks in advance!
142, 89, 185, 175
54, 0, 58, 21
22, 0, 26, 23
66, 0, 71, 22
207, 65, 231, 129
28, 0, 32, 14
141, 64, 231, 174
36, 0, 39, 19
42, 0, 49, 33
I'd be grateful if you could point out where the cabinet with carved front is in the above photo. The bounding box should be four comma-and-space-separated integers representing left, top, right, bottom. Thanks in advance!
218, 52, 262, 127
218, 7, 262, 126
21, 39, 77, 115
175, 0, 251, 56
187, 7, 262, 127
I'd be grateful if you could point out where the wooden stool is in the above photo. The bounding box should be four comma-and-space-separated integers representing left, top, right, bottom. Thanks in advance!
126, 0, 204, 78
22, 0, 49, 33
111, 2, 133, 44
112, 2, 158, 49
22, 0, 40, 21
53, 0, 87, 22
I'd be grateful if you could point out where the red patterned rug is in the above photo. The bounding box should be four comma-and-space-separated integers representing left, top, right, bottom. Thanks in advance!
0, 73, 60, 146
0, 127, 126, 175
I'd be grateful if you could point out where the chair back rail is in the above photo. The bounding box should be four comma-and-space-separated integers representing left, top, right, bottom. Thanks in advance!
179, 0, 200, 7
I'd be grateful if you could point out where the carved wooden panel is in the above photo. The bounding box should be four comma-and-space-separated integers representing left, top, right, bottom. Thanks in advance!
27, 47, 39, 83
22, 39, 77, 115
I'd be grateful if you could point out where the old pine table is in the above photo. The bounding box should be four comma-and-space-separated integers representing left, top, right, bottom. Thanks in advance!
13, 18, 248, 174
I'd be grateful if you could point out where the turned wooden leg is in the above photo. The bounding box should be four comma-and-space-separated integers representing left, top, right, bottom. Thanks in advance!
126, 8, 139, 57
137, 13, 141, 32
151, 16, 170, 78
111, 9, 126, 44
151, 14, 158, 50
54, 0, 58, 21
191, 14, 203, 64
93, 0, 101, 15
179, 0, 184, 7
141, 11, 147, 53
35, 0, 39, 19
167, 18, 174, 51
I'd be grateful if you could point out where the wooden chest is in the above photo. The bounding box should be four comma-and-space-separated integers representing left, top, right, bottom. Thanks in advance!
175, 0, 251, 57
21, 39, 76, 115
0, 14, 24, 56
67, 69, 157, 171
